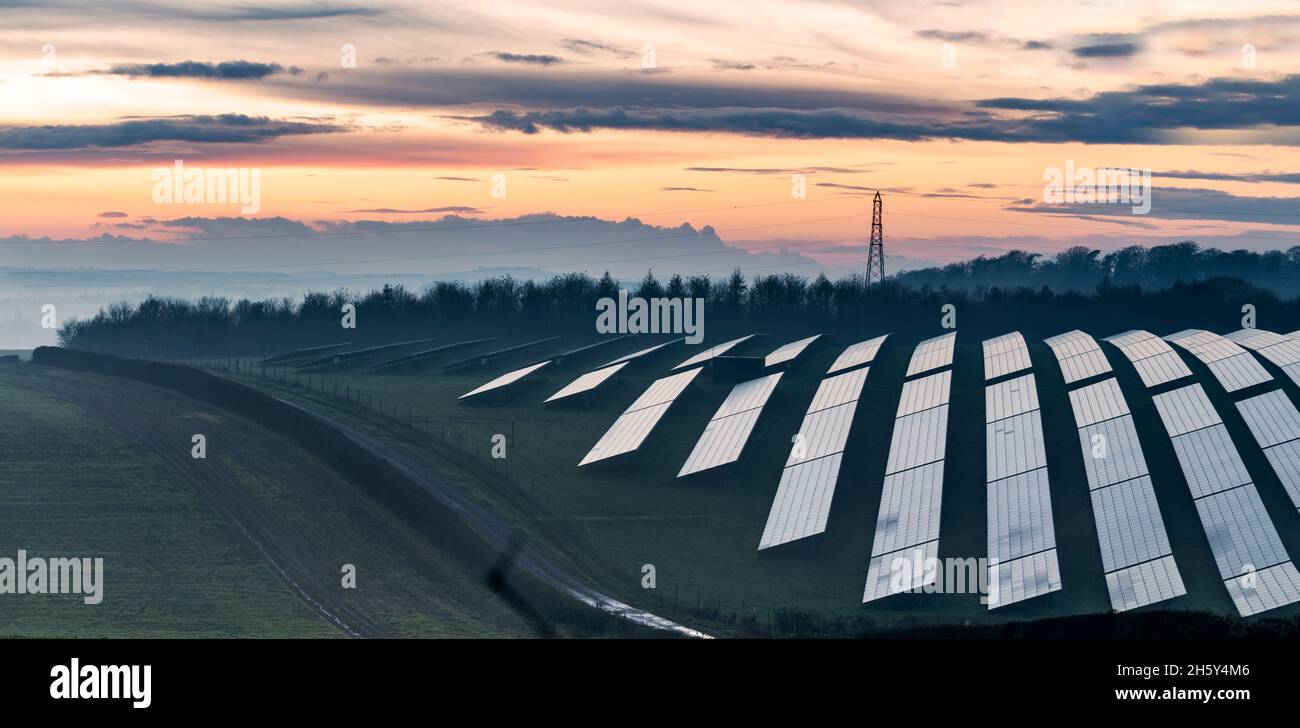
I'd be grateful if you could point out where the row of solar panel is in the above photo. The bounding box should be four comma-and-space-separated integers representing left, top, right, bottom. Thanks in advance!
862, 332, 956, 602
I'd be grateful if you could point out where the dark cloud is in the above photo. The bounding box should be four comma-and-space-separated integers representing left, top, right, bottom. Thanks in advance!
660, 186, 711, 192
491, 52, 564, 66
105, 60, 301, 80
465, 107, 967, 140
1022, 40, 1054, 50
434, 176, 479, 182
97, 211, 128, 218
685, 166, 868, 174
711, 59, 756, 71
915, 29, 992, 43
1154, 170, 1300, 184
345, 206, 485, 214
561, 39, 635, 59
1072, 42, 1140, 58
0, 114, 346, 150
1008, 186, 1300, 225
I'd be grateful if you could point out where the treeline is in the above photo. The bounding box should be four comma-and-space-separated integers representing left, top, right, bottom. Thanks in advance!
59, 262, 1300, 358
897, 241, 1300, 295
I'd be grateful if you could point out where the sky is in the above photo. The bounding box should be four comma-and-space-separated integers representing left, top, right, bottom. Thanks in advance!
3, 0, 1300, 294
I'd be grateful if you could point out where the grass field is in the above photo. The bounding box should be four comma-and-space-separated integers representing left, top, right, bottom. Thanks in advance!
0, 364, 540, 637
189, 324, 1300, 634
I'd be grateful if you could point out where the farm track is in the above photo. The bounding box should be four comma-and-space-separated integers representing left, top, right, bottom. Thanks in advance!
31, 374, 389, 638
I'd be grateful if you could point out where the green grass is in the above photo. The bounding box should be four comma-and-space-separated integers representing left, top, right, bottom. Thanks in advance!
0, 365, 538, 638
219, 332, 1109, 632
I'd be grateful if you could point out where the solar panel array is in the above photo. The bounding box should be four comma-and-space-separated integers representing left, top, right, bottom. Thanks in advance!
1235, 390, 1300, 513
579, 367, 703, 466
1226, 328, 1300, 387
545, 361, 629, 403
673, 335, 755, 371
1103, 330, 1192, 388
760, 367, 871, 550
460, 360, 553, 399
982, 332, 1032, 380
1152, 384, 1300, 616
1043, 329, 1113, 384
366, 337, 498, 371
827, 334, 889, 375
598, 337, 684, 368
905, 332, 956, 377
679, 372, 784, 477
1059, 374, 1186, 611
765, 335, 822, 368
1165, 329, 1273, 392
982, 369, 1063, 608
862, 337, 955, 602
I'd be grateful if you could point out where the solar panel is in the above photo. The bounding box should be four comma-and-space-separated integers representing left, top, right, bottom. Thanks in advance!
988, 549, 1062, 609
1044, 329, 1113, 383
1106, 557, 1186, 613
1152, 383, 1221, 436
459, 360, 552, 399
905, 332, 956, 377
1165, 329, 1272, 392
598, 337, 684, 368
578, 403, 673, 466
988, 467, 1056, 562
260, 341, 350, 364
983, 366, 1063, 608
863, 539, 939, 603
672, 335, 755, 370
1235, 390, 1300, 511
864, 365, 954, 602
885, 405, 949, 474
1078, 416, 1149, 490
1225, 328, 1291, 350
896, 369, 951, 417
806, 367, 870, 414
758, 453, 843, 549
366, 337, 497, 371
1235, 390, 1300, 448
678, 409, 764, 477
982, 332, 1032, 380
1103, 330, 1192, 387
1153, 382, 1300, 616
786, 402, 858, 465
870, 461, 945, 557
298, 336, 439, 369
1064, 370, 1182, 620
1226, 329, 1300, 385
760, 364, 873, 549
1262, 440, 1300, 509
827, 334, 889, 375
579, 367, 703, 465
713, 372, 784, 419
987, 412, 1046, 482
626, 367, 701, 411
765, 334, 821, 368
442, 336, 562, 370
1068, 378, 1129, 427
1223, 562, 1300, 617
544, 361, 629, 403
985, 373, 1040, 423
677, 372, 783, 477
1090, 476, 1171, 571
